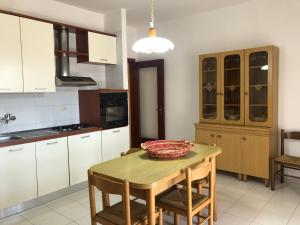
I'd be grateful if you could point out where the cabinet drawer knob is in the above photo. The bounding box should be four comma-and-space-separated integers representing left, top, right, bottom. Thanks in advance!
217, 135, 222, 138
242, 137, 247, 141
9, 148, 23, 152
244, 92, 249, 95
210, 134, 214, 137
100, 58, 108, 61
113, 130, 120, 133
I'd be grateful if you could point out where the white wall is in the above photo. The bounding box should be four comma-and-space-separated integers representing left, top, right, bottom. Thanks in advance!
132, 0, 300, 158
0, 0, 106, 133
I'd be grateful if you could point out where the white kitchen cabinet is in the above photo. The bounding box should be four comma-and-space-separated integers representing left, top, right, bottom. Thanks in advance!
0, 143, 37, 209
88, 32, 116, 64
68, 131, 102, 185
20, 18, 56, 92
102, 126, 130, 162
0, 13, 23, 93
36, 137, 69, 196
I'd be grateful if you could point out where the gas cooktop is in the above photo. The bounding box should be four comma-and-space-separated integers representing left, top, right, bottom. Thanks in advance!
50, 124, 94, 133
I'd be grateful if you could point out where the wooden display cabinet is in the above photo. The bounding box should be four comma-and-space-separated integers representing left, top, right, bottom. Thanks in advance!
196, 46, 278, 184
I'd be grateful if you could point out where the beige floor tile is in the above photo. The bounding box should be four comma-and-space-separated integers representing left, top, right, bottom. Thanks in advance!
226, 195, 267, 221
58, 202, 90, 221
0, 214, 32, 225
214, 213, 250, 225
20, 206, 63, 225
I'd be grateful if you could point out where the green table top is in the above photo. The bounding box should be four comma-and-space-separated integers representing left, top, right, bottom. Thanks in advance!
90, 144, 221, 189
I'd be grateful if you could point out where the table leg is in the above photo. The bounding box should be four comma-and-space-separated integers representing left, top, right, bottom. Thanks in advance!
211, 157, 217, 222
146, 188, 156, 225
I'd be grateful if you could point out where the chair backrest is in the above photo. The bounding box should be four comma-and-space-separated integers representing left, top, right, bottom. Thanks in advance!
189, 160, 211, 182
121, 148, 142, 157
281, 129, 300, 155
88, 170, 131, 225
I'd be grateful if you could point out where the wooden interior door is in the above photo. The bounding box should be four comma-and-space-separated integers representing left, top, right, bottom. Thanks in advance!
220, 50, 245, 125
128, 59, 165, 147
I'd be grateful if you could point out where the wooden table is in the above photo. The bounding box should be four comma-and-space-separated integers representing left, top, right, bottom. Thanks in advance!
90, 144, 221, 225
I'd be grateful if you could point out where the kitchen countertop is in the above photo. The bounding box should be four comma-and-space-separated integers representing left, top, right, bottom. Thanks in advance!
0, 127, 102, 148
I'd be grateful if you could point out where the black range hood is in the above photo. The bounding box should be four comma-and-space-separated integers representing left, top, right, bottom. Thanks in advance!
55, 26, 97, 87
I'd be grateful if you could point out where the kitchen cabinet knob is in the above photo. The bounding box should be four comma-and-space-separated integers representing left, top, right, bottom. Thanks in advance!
47, 141, 58, 145
9, 148, 23, 152
113, 130, 120, 133
210, 134, 215, 137
217, 135, 222, 138
81, 135, 90, 139
242, 137, 247, 141
219, 92, 223, 96
100, 58, 108, 61
244, 92, 249, 95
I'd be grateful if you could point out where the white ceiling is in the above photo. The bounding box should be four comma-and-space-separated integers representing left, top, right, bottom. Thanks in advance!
54, 0, 253, 26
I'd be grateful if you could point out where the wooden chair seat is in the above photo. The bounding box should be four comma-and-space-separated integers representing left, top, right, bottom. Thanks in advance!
275, 154, 300, 167
156, 188, 208, 211
96, 200, 148, 225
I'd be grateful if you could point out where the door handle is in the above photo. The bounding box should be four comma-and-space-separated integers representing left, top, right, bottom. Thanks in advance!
113, 130, 120, 133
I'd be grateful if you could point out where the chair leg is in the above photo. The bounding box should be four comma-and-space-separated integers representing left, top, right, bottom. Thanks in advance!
174, 213, 180, 225
271, 159, 275, 191
280, 164, 285, 183
158, 208, 163, 225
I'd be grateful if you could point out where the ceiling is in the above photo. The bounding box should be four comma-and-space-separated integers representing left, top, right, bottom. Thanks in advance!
54, 0, 253, 26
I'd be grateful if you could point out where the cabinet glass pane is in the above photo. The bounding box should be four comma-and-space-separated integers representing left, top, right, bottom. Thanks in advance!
224, 54, 241, 121
202, 57, 217, 119
249, 51, 268, 122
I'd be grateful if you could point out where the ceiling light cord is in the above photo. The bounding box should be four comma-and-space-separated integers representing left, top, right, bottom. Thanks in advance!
150, 0, 154, 28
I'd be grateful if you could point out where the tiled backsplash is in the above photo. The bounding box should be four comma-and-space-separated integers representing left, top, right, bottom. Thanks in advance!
0, 88, 80, 134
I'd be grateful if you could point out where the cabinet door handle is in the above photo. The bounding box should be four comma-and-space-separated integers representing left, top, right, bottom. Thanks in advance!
210, 134, 215, 137
46, 141, 58, 145
242, 137, 247, 141
113, 130, 120, 133
244, 92, 249, 95
9, 148, 23, 152
81, 135, 90, 139
35, 88, 47, 91
217, 134, 222, 138
0, 88, 11, 91
100, 58, 108, 62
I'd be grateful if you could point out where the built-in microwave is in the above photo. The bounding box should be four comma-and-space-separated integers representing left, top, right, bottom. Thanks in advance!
100, 92, 128, 129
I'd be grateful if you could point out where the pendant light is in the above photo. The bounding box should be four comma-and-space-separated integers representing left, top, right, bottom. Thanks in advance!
132, 0, 175, 54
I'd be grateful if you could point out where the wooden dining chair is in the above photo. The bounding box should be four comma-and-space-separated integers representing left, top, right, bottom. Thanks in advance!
156, 160, 214, 225
88, 169, 162, 225
271, 129, 300, 190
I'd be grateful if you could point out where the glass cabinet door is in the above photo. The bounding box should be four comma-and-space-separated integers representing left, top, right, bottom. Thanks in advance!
220, 51, 244, 125
245, 47, 274, 127
199, 55, 220, 123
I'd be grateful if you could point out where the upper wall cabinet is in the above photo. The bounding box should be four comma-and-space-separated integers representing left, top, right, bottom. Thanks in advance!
20, 18, 56, 92
199, 46, 278, 127
76, 30, 117, 65
0, 13, 23, 93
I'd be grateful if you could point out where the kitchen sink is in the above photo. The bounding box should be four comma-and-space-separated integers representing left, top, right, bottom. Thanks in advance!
0, 135, 24, 144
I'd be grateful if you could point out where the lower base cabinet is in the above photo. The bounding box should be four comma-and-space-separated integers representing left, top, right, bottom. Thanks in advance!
68, 131, 102, 185
195, 123, 275, 180
36, 137, 69, 196
0, 143, 37, 209
102, 126, 130, 162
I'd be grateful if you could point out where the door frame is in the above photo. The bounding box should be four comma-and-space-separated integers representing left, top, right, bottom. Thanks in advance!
128, 58, 165, 147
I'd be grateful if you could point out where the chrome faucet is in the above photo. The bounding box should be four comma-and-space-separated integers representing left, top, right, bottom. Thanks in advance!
0, 113, 16, 124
